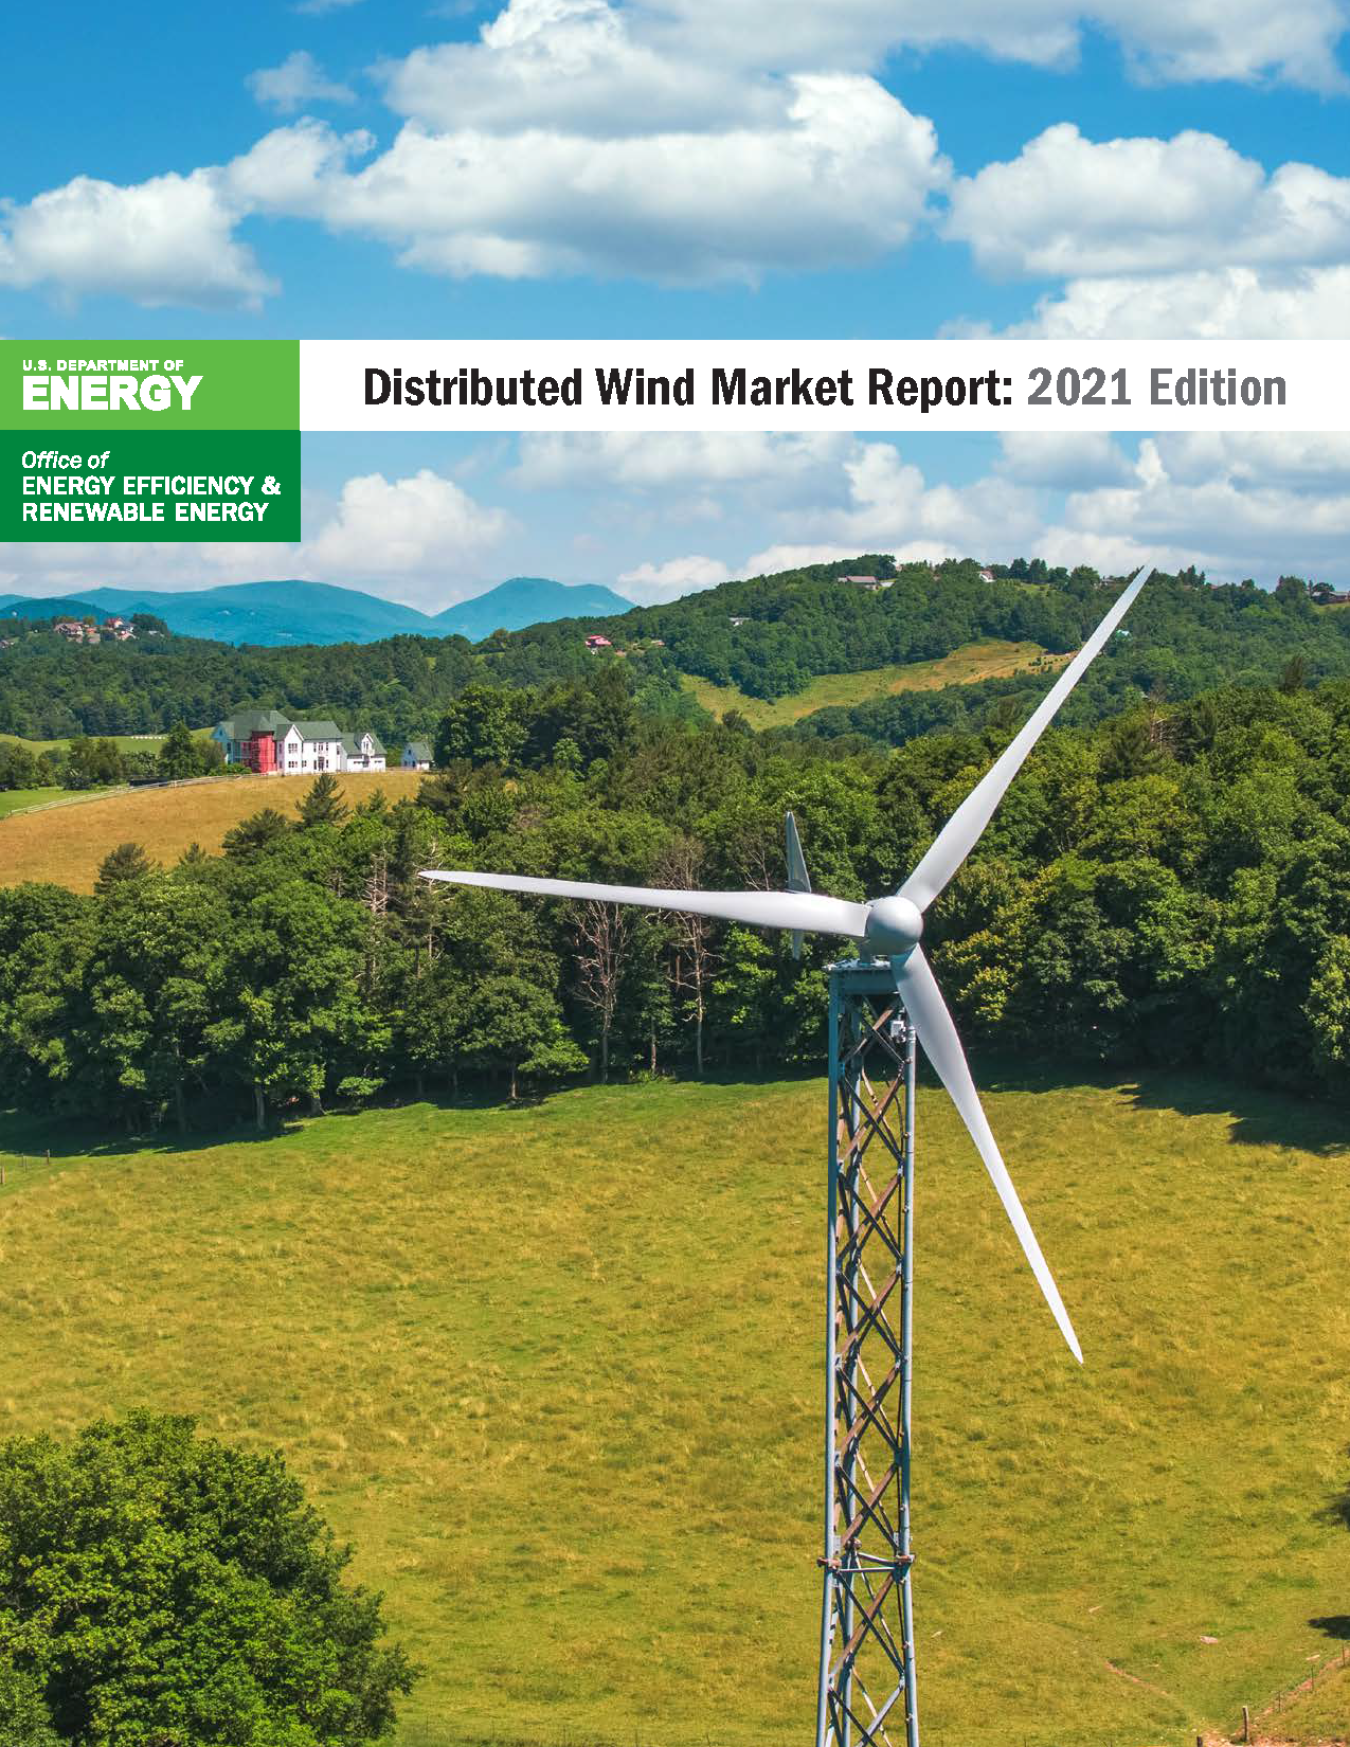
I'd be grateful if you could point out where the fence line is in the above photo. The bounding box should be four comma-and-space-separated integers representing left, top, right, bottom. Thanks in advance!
1241, 1638, 1350, 1736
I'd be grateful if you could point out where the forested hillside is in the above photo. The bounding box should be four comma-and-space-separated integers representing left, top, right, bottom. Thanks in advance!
3, 663, 1348, 1133
5, 560, 1348, 750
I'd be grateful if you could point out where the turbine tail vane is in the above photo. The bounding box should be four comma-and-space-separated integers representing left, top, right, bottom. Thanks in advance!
894, 946, 1083, 1361
785, 810, 811, 961
900, 567, 1152, 914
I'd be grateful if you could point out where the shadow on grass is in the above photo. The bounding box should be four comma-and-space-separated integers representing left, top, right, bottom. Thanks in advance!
972, 1052, 1350, 1157
3, 1052, 1347, 1172
1311, 1616, 1350, 1641
0, 1079, 580, 1170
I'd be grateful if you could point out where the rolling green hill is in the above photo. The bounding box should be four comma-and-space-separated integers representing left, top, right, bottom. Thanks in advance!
678, 637, 1068, 726
5, 556, 1349, 755
2, 1071, 1348, 1747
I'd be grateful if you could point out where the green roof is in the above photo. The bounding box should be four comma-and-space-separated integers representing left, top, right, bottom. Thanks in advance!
286, 720, 343, 742
406, 741, 432, 761
219, 708, 288, 739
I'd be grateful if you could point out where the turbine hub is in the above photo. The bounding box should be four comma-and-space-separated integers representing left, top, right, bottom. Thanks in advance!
863, 895, 924, 958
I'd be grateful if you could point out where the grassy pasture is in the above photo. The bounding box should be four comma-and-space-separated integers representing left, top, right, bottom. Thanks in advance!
680, 638, 1070, 728
0, 728, 214, 757
0, 785, 65, 818
0, 768, 427, 889
2, 1069, 1348, 1746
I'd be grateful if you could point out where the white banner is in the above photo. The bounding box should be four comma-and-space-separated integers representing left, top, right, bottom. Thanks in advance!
300, 339, 1350, 432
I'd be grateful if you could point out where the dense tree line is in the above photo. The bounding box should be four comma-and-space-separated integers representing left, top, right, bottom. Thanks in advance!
0, 724, 227, 793
0, 626, 483, 745
3, 666, 1349, 1134
7, 561, 1350, 746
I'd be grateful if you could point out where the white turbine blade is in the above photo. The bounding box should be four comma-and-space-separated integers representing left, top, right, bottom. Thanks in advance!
900, 568, 1151, 913
895, 946, 1083, 1362
420, 868, 869, 939
785, 810, 811, 960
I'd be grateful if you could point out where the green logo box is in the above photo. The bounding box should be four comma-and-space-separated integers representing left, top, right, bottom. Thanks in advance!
1, 341, 300, 543
1, 341, 299, 432
2, 431, 301, 543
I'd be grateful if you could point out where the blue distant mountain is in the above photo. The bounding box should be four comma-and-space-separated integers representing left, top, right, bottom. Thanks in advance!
0, 595, 104, 624
0, 577, 633, 647
431, 577, 633, 639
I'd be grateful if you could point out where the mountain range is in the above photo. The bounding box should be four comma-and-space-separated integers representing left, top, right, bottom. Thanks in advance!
0, 577, 633, 647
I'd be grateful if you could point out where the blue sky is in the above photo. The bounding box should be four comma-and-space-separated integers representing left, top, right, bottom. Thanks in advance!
3, 0, 1349, 604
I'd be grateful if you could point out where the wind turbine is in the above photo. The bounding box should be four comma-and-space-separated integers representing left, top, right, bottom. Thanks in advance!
422, 567, 1150, 1746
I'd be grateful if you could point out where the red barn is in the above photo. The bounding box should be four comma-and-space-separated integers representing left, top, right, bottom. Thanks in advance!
242, 729, 279, 773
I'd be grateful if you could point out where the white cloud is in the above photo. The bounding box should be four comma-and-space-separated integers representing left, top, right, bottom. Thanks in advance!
1005, 264, 1350, 338
617, 553, 732, 601
514, 431, 855, 495
997, 432, 1135, 490
223, 119, 374, 212
290, 0, 946, 284
646, 0, 1347, 89
639, 432, 1350, 594
0, 118, 373, 311
0, 169, 274, 311
270, 76, 945, 284
301, 469, 515, 596
1147, 430, 1350, 489
947, 124, 1350, 278
741, 541, 885, 574
381, 0, 768, 134
247, 51, 356, 112
1049, 434, 1350, 579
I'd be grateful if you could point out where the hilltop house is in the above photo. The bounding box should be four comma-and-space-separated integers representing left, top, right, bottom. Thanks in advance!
52, 616, 136, 643
402, 741, 432, 770
212, 711, 386, 774
584, 633, 613, 649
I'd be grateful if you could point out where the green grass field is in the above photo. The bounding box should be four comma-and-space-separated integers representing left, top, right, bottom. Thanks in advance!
3, 1068, 1348, 1746
0, 728, 214, 756
0, 785, 65, 818
679, 639, 1069, 728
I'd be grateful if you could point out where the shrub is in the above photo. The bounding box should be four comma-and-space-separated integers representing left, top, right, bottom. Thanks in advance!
0, 1411, 417, 1745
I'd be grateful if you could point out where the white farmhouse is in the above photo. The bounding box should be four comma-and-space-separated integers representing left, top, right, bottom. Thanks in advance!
401, 740, 432, 770
341, 731, 386, 772
279, 720, 345, 774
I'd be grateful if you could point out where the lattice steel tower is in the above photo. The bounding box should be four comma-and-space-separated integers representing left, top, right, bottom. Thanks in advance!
817, 962, 919, 1747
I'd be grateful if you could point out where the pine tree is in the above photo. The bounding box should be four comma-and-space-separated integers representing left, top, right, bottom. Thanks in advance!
297, 771, 349, 827
94, 841, 153, 895
158, 721, 200, 780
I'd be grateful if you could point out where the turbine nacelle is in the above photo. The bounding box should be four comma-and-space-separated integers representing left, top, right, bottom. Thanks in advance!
862, 894, 923, 959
